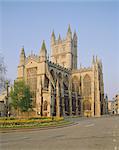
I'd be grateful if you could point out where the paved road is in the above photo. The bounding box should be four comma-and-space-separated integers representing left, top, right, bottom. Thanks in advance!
0, 116, 119, 150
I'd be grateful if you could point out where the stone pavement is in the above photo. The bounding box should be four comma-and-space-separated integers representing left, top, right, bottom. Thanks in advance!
1, 116, 119, 150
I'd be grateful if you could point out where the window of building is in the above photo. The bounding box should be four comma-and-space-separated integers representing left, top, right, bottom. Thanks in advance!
83, 74, 91, 97
83, 101, 91, 111
44, 75, 49, 89
44, 101, 48, 111
27, 67, 37, 105
72, 76, 79, 92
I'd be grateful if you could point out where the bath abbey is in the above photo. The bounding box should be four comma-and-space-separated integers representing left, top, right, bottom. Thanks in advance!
17, 26, 105, 117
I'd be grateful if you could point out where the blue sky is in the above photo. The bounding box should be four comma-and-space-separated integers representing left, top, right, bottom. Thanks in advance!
0, 0, 119, 99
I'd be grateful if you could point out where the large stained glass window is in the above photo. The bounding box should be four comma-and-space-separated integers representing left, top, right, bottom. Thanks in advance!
72, 76, 79, 92
27, 67, 37, 105
83, 74, 91, 98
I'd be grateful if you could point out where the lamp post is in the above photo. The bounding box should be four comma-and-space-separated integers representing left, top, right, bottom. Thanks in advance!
5, 80, 9, 117
51, 104, 54, 120
40, 86, 43, 117
41, 97, 43, 117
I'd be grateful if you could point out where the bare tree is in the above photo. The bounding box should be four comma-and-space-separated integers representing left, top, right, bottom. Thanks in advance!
0, 53, 7, 94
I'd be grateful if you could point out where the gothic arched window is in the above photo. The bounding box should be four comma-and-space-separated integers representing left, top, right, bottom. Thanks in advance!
44, 75, 49, 89
50, 69, 55, 83
83, 74, 91, 97
44, 101, 48, 111
63, 75, 69, 90
27, 67, 37, 106
72, 76, 79, 92
83, 101, 91, 111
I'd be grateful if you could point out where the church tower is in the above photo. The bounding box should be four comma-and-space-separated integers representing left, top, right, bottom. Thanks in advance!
17, 46, 26, 80
51, 25, 77, 70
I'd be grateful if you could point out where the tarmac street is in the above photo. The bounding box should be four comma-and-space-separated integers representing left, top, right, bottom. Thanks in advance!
0, 116, 119, 150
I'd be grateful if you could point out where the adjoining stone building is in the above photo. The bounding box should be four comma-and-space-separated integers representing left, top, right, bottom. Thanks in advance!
108, 94, 119, 115
115, 94, 119, 114
17, 26, 105, 117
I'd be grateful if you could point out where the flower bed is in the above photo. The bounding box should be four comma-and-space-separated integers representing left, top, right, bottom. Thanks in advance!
0, 117, 64, 128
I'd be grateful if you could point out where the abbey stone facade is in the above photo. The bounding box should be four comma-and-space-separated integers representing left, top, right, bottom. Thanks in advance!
17, 26, 105, 117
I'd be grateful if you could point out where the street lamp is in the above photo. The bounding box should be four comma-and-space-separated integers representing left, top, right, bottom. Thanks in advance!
40, 86, 43, 117
50, 104, 54, 120
41, 98, 43, 117
5, 80, 9, 117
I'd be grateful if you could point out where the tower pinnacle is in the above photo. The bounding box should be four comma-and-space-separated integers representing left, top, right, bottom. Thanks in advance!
40, 40, 47, 61
19, 46, 25, 66
51, 30, 55, 38
68, 24, 71, 34
51, 30, 56, 45
41, 40, 46, 50
73, 30, 77, 39
66, 24, 72, 39
92, 55, 95, 64
58, 34, 61, 42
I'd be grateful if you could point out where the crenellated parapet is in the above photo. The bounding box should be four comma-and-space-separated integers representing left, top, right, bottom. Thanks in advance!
25, 54, 39, 64
47, 60, 71, 74
72, 67, 92, 74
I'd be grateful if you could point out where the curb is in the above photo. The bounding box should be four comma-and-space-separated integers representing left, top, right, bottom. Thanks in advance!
0, 122, 78, 133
